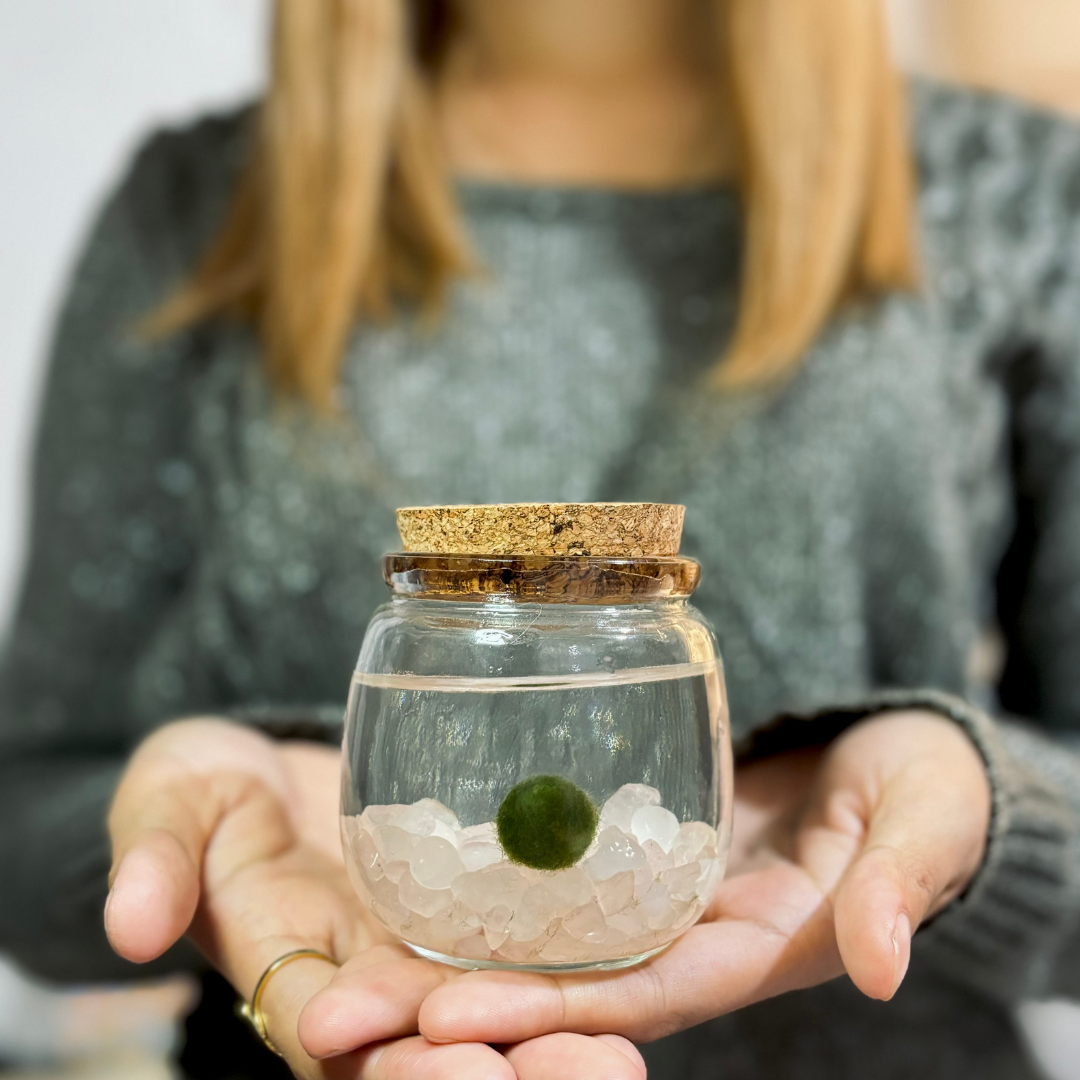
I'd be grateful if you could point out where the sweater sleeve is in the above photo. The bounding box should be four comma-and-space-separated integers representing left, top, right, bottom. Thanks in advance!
912, 95, 1080, 1000
0, 115, 246, 983
839, 87, 1080, 1002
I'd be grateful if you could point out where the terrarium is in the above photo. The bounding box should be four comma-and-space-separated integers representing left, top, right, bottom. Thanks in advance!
340, 503, 732, 972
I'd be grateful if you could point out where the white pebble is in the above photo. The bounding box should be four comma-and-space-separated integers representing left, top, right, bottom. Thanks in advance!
431, 821, 459, 844
453, 864, 528, 913
459, 840, 503, 872
452, 932, 491, 961
346, 797, 721, 967
638, 882, 678, 930
482, 904, 514, 950
539, 926, 588, 963
411, 836, 464, 890
362, 803, 409, 827
365, 874, 407, 927
660, 861, 701, 902
594, 870, 635, 916
640, 839, 674, 876
508, 885, 551, 942
398, 870, 453, 918
599, 784, 661, 833
425, 901, 482, 949
458, 822, 498, 845
496, 934, 542, 965
540, 867, 592, 913
415, 798, 460, 829
563, 900, 607, 942
583, 827, 646, 881
672, 821, 716, 865
631, 806, 681, 853
373, 824, 417, 864
342, 819, 381, 873
383, 859, 410, 884
606, 906, 647, 939
395, 805, 437, 836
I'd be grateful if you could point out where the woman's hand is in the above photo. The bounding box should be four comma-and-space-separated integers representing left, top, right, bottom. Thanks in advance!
105, 719, 645, 1079
297, 710, 991, 1054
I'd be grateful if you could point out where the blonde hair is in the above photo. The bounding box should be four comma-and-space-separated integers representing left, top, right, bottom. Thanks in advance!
151, 0, 917, 406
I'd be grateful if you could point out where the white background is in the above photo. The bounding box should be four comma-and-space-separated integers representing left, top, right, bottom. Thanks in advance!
0, 5, 1077, 1076
0, 0, 268, 624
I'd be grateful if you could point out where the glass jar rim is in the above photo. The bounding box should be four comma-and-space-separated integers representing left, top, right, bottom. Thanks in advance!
383, 552, 701, 604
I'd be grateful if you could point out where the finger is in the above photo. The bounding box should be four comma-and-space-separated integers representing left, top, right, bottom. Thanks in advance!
595, 1035, 649, 1077
267, 961, 515, 1080
254, 959, 501, 1080
250, 954, 469, 1080
104, 824, 202, 964
419, 879, 835, 1047
360, 1037, 515, 1080
248, 953, 339, 1077
831, 787, 967, 1000
194, 878, 394, 1077
830, 720, 991, 1000
298, 950, 459, 1059
504, 1033, 647, 1080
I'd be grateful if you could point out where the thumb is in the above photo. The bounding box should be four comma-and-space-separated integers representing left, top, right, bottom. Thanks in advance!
831, 722, 990, 1000
106, 772, 222, 964
105, 719, 291, 964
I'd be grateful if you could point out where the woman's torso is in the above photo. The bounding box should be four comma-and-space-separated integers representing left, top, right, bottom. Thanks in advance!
127, 84, 1043, 746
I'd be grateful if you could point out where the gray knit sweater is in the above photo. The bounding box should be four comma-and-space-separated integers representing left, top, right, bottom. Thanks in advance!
2, 80, 1080, 1076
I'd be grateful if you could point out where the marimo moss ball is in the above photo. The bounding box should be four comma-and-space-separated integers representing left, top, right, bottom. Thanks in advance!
496, 775, 599, 871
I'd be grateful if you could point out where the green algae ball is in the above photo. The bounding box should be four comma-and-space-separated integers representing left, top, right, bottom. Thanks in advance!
496, 775, 599, 871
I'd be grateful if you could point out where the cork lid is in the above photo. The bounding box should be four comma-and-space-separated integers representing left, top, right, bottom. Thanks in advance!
395, 503, 685, 558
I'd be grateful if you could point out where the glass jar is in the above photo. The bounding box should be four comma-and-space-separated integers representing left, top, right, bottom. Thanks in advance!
341, 552, 732, 971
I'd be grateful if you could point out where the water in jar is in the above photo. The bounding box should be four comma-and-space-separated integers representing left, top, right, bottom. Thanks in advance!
341, 660, 728, 970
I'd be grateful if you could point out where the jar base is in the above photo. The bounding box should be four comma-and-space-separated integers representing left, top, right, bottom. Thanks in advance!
403, 940, 670, 973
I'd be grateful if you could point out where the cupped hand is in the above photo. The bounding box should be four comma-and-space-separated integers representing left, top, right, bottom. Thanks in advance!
105, 718, 645, 1079
298, 709, 991, 1054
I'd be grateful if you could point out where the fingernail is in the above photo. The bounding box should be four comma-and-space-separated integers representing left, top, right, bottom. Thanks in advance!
891, 913, 912, 996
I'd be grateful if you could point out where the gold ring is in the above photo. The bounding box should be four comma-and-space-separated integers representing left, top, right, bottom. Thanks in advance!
238, 948, 336, 1057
